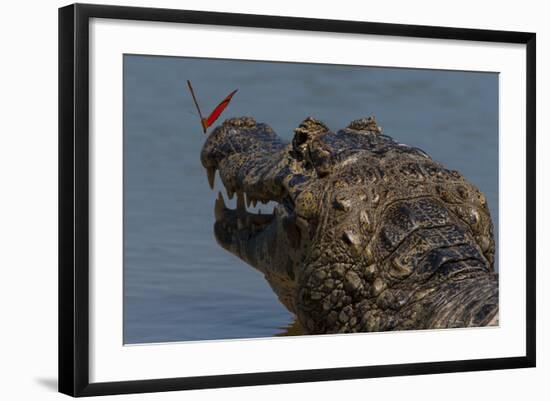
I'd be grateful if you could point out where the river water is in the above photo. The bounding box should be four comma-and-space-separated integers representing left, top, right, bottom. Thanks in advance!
123, 55, 498, 344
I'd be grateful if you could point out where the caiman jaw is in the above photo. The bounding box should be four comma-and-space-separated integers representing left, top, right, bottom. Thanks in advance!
213, 190, 278, 264
200, 117, 302, 274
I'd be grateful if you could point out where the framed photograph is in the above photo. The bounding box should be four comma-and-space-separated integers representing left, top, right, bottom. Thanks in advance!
58, 3, 536, 397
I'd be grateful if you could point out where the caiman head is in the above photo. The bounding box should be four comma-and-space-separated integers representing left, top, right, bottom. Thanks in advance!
200, 116, 498, 334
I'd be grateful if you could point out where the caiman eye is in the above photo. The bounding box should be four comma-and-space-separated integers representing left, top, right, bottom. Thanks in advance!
307, 140, 333, 177
291, 118, 333, 175
290, 131, 309, 162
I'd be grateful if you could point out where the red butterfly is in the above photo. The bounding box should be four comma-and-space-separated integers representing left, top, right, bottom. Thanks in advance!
186, 80, 238, 134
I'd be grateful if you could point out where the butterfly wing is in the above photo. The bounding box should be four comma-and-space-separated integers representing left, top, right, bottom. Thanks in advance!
204, 89, 238, 130
186, 80, 208, 133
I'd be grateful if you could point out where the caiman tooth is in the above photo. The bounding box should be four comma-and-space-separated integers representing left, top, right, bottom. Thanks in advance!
245, 193, 252, 208
251, 198, 258, 208
206, 167, 216, 189
214, 191, 225, 221
227, 187, 235, 200
237, 191, 245, 212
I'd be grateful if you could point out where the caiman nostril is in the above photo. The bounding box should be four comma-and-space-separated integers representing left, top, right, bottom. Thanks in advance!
346, 116, 382, 134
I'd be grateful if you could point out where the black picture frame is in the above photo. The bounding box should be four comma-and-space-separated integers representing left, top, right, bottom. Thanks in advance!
58, 3, 536, 397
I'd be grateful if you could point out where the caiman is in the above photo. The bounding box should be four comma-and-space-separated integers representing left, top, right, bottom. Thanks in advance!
200, 116, 498, 334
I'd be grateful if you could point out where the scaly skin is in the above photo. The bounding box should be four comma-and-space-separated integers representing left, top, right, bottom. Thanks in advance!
200, 116, 498, 334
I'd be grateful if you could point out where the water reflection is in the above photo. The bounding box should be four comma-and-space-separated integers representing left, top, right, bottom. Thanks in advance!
276, 320, 305, 337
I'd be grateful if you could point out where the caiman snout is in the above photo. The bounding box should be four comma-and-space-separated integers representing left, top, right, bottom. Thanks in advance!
200, 117, 288, 201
